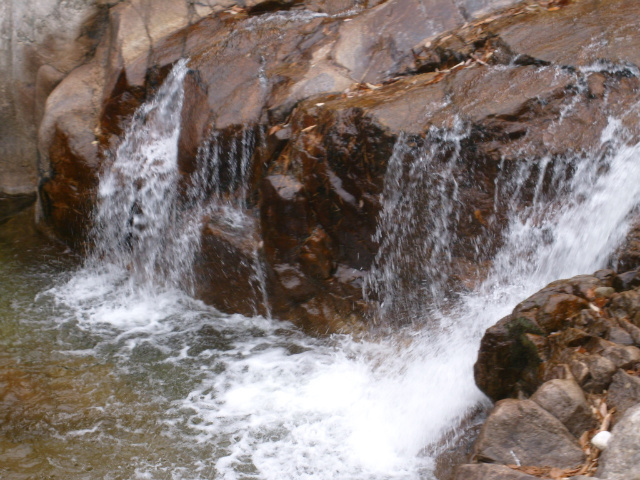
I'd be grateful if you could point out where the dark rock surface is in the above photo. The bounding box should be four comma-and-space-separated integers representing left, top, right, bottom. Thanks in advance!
608, 369, 640, 420
475, 271, 640, 401
0, 193, 36, 225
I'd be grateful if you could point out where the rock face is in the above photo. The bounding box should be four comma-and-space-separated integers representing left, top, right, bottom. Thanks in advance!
530, 378, 597, 438
597, 404, 640, 480
472, 398, 586, 468
453, 463, 539, 480
25, 0, 640, 331
0, 0, 111, 195
475, 271, 640, 401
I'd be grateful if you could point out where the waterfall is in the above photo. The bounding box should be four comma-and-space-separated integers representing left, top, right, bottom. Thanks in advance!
191, 127, 271, 316
365, 119, 468, 322
90, 59, 191, 289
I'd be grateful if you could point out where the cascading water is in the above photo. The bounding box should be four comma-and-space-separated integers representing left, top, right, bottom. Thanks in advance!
90, 59, 191, 289
7, 60, 640, 480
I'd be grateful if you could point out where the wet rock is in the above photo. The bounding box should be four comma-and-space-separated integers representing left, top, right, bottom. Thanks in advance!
596, 404, 640, 480
0, 0, 106, 195
0, 194, 37, 225
614, 269, 640, 292
531, 378, 597, 438
474, 315, 547, 400
608, 370, 640, 420
38, 62, 103, 248
587, 338, 640, 370
453, 463, 538, 480
609, 289, 640, 327
194, 215, 269, 318
472, 399, 586, 469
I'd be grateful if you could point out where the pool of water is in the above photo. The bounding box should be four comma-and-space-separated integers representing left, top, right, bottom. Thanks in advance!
2, 208, 480, 480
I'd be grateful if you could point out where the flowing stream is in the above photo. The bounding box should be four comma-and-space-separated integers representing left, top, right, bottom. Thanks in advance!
2, 61, 640, 480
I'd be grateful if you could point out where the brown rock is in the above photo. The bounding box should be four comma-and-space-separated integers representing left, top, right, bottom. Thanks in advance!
571, 353, 617, 393
0, 193, 37, 225
473, 399, 586, 469
194, 216, 269, 318
587, 338, 640, 370
537, 294, 590, 333
453, 463, 538, 480
609, 289, 640, 327
531, 378, 597, 438
333, 0, 464, 84
596, 404, 640, 480
475, 314, 547, 401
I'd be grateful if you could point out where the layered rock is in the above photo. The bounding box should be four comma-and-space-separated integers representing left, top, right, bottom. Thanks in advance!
30, 0, 640, 331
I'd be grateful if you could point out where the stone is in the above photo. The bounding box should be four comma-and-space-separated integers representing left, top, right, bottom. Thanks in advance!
608, 370, 640, 419
588, 338, 640, 370
536, 294, 590, 333
531, 378, 597, 438
472, 399, 586, 469
37, 61, 103, 248
0, 193, 37, 225
453, 463, 538, 480
474, 273, 640, 400
0, 0, 106, 195
491, 0, 640, 69
596, 404, 640, 480
475, 314, 547, 401
609, 289, 640, 327
31, 0, 640, 333
592, 430, 612, 451
194, 217, 270, 318
573, 354, 617, 393
333, 0, 463, 84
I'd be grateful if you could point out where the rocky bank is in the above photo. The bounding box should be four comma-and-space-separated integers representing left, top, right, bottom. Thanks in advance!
459, 268, 640, 479
10, 0, 637, 332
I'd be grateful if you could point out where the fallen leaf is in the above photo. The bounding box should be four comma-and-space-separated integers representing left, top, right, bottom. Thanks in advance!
269, 125, 283, 135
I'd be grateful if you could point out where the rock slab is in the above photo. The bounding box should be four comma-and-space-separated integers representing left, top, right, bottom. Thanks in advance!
473, 399, 586, 469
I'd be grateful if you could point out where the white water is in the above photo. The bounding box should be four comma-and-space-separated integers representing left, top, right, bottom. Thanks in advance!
42, 62, 640, 480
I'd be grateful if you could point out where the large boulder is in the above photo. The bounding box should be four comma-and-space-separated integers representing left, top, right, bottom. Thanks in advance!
475, 271, 640, 400
530, 378, 597, 438
0, 0, 106, 195
472, 399, 586, 469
